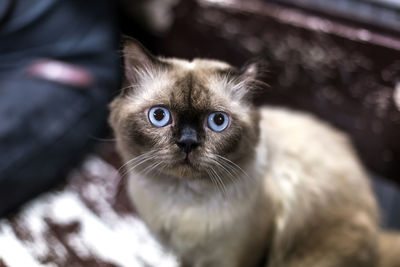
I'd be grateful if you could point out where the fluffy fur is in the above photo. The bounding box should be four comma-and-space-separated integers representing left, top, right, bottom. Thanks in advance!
109, 38, 399, 267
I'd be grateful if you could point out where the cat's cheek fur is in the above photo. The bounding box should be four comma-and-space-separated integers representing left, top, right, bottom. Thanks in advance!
224, 110, 260, 162
110, 100, 168, 158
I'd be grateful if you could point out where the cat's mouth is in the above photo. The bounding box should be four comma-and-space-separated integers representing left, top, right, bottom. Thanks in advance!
179, 153, 196, 167
173, 152, 203, 171
182, 157, 191, 165
182, 152, 193, 164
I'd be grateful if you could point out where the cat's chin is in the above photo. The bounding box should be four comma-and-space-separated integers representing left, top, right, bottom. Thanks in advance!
169, 164, 202, 178
159, 160, 208, 180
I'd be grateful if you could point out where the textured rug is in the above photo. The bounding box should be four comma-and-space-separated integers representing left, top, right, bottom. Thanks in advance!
0, 146, 177, 267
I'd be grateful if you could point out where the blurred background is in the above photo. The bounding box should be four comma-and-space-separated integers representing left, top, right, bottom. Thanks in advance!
0, 0, 399, 266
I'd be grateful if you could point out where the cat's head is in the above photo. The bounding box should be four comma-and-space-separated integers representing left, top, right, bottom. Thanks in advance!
109, 38, 262, 181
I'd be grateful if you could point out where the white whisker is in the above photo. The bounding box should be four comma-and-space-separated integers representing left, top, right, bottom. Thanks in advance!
208, 157, 240, 187
141, 161, 163, 176
206, 169, 223, 196
214, 154, 252, 180
118, 150, 157, 173
209, 167, 227, 196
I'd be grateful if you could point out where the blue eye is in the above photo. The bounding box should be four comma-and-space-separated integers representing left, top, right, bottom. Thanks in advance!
207, 112, 230, 132
148, 107, 171, 127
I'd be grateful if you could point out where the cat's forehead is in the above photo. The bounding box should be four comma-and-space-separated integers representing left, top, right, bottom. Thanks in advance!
173, 59, 239, 111
135, 58, 239, 111
169, 59, 233, 104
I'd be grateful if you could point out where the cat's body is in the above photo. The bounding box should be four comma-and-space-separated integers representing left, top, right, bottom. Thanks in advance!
125, 107, 378, 267
109, 38, 399, 267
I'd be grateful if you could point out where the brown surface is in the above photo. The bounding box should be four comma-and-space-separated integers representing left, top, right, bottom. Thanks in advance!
0, 259, 8, 267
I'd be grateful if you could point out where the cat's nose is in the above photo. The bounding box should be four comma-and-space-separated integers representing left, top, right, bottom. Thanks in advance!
176, 125, 200, 153
176, 138, 200, 154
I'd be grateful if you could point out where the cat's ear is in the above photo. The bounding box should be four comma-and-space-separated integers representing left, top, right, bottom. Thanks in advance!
122, 37, 166, 83
240, 62, 259, 81
233, 60, 267, 100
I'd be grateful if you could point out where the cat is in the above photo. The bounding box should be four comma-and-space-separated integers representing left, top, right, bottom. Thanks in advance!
109, 38, 400, 267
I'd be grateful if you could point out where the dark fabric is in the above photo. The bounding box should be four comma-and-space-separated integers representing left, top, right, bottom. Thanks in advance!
0, 0, 120, 82
0, 0, 120, 216
0, 0, 15, 26
371, 174, 400, 230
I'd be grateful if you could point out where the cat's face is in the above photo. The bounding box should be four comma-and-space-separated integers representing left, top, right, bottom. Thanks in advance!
109, 39, 261, 180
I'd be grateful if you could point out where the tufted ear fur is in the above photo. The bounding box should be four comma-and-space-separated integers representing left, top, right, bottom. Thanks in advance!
122, 37, 167, 84
240, 62, 259, 81
230, 60, 268, 101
